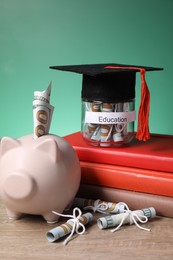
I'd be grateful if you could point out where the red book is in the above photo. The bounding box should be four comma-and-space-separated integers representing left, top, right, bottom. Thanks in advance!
77, 184, 173, 218
64, 132, 173, 173
80, 161, 173, 197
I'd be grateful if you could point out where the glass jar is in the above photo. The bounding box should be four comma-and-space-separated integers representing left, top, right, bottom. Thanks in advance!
81, 99, 135, 147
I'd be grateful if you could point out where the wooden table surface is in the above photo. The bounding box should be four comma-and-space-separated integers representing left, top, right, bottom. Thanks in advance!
0, 202, 173, 260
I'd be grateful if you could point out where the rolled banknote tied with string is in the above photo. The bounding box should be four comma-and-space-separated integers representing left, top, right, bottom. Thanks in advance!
100, 103, 114, 147
46, 208, 93, 244
83, 101, 102, 141
33, 81, 54, 139
72, 197, 125, 214
97, 205, 156, 232
113, 103, 126, 142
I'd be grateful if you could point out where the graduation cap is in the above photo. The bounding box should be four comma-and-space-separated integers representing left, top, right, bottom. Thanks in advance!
50, 63, 163, 141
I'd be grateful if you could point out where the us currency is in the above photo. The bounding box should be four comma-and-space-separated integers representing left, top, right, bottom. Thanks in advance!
33, 81, 54, 139
46, 212, 93, 243
84, 101, 101, 141
72, 197, 125, 214
100, 103, 114, 147
97, 207, 156, 229
113, 103, 128, 142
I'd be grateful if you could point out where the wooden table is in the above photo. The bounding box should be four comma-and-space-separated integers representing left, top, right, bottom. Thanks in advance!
0, 202, 173, 260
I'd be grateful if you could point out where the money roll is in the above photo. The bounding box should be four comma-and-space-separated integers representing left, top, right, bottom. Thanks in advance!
97, 207, 156, 229
72, 197, 125, 214
85, 101, 102, 141
113, 103, 126, 142
100, 103, 114, 147
33, 81, 54, 139
46, 212, 93, 243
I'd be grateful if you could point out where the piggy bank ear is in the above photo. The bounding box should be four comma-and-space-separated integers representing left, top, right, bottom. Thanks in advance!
0, 137, 20, 157
34, 139, 60, 163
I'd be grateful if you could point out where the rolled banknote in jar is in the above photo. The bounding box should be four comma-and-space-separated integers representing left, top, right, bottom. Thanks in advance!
46, 212, 93, 243
113, 103, 125, 142
72, 197, 125, 214
100, 103, 114, 147
90, 125, 101, 142
83, 101, 102, 141
33, 81, 54, 139
97, 207, 156, 231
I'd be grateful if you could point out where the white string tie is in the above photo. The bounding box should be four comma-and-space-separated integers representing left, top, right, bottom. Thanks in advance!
111, 202, 150, 233
84, 199, 109, 213
52, 207, 86, 245
115, 123, 127, 133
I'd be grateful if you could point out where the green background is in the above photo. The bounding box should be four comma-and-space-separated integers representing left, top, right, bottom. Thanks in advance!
0, 0, 172, 138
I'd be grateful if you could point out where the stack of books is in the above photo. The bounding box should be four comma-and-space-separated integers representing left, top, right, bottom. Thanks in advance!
64, 132, 173, 217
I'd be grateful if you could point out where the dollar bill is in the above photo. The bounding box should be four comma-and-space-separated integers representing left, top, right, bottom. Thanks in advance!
113, 102, 128, 141
100, 103, 114, 147
34, 81, 51, 103
46, 212, 93, 243
72, 197, 125, 214
97, 207, 156, 229
84, 101, 102, 140
33, 81, 54, 139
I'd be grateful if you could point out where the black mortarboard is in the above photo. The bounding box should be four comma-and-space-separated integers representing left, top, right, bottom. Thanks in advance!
50, 63, 163, 141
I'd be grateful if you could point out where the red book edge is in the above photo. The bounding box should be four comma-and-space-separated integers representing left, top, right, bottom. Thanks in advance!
80, 161, 173, 197
64, 131, 173, 173
77, 184, 173, 218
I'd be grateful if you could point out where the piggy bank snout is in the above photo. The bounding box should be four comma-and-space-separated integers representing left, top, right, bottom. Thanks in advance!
3, 171, 36, 200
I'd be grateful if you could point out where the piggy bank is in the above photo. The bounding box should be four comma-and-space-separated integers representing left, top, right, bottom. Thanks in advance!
0, 134, 81, 223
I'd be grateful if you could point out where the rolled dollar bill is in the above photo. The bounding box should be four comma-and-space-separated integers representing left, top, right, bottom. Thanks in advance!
113, 103, 125, 142
33, 81, 54, 139
84, 101, 102, 140
34, 81, 51, 103
97, 207, 156, 231
100, 103, 114, 147
72, 197, 125, 214
46, 211, 93, 243
90, 125, 101, 141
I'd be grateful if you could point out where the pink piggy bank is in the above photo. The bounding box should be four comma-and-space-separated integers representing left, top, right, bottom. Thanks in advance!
0, 134, 81, 223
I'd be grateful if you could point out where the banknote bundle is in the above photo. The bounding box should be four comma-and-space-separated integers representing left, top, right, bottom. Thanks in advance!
71, 197, 126, 214
46, 207, 93, 245
83, 101, 101, 140
100, 103, 114, 147
82, 101, 135, 146
33, 81, 54, 139
97, 203, 156, 232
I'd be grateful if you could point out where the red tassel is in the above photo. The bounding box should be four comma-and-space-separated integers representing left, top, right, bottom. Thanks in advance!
104, 66, 150, 141
136, 69, 150, 141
